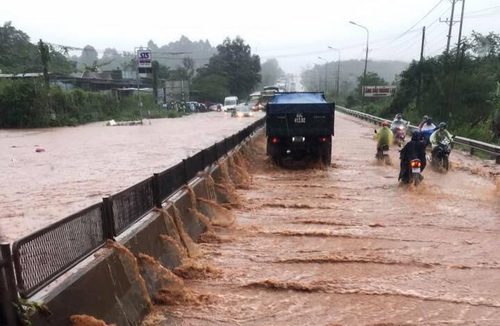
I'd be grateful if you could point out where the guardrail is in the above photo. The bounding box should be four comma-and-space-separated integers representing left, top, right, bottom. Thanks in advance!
1, 244, 19, 325
5, 117, 265, 301
337, 106, 500, 164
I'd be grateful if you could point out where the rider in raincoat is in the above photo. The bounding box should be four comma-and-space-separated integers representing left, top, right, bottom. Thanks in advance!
430, 122, 453, 157
399, 130, 427, 183
373, 121, 393, 151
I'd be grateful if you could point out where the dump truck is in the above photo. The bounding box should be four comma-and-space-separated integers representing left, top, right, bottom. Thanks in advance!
266, 92, 335, 166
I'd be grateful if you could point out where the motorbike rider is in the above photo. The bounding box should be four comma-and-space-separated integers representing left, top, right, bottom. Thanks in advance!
399, 130, 427, 183
390, 113, 407, 130
420, 118, 436, 146
373, 121, 393, 156
430, 122, 453, 158
390, 113, 409, 147
417, 115, 429, 130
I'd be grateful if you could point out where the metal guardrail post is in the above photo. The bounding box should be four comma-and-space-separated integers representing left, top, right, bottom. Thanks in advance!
182, 159, 188, 184
152, 173, 162, 208
1, 244, 21, 326
102, 197, 116, 240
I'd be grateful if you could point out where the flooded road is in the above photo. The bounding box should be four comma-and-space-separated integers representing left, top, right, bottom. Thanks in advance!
145, 112, 500, 325
0, 112, 264, 242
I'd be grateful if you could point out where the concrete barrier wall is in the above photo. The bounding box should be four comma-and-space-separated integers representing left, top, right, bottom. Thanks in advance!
27, 129, 261, 326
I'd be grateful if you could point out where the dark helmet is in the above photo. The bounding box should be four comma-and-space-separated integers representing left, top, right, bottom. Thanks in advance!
411, 130, 421, 141
426, 118, 433, 125
439, 122, 447, 129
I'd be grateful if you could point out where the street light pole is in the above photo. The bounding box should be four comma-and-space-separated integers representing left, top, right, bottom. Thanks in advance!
327, 46, 341, 98
349, 21, 369, 109
318, 56, 327, 94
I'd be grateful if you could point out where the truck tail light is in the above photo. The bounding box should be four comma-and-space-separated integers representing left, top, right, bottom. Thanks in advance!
319, 137, 328, 143
271, 137, 279, 144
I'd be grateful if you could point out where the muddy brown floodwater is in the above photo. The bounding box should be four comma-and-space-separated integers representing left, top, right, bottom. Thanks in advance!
143, 112, 500, 325
0, 112, 264, 243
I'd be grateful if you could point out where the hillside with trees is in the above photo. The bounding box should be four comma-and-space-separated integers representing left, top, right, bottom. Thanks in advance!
333, 32, 500, 143
0, 23, 265, 127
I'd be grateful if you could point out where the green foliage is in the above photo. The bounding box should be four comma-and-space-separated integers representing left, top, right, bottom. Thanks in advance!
202, 37, 261, 99
0, 22, 74, 75
0, 79, 163, 128
301, 59, 408, 96
389, 31, 500, 142
191, 73, 229, 103
13, 298, 51, 326
259, 59, 285, 89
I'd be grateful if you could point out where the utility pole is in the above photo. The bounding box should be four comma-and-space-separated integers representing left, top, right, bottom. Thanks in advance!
441, 0, 460, 55
416, 26, 426, 111
456, 0, 466, 62
450, 0, 466, 126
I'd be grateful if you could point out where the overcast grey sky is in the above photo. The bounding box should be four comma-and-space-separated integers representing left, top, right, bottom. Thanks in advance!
2, 0, 499, 74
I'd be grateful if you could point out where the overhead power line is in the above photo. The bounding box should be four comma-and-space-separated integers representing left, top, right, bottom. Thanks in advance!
395, 0, 445, 41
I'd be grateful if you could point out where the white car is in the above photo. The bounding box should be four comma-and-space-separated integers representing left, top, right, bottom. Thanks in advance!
231, 103, 253, 117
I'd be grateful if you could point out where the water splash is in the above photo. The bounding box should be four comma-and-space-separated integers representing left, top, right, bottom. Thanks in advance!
229, 155, 251, 189
215, 164, 242, 208
70, 315, 115, 326
131, 255, 211, 307
244, 279, 322, 292
275, 254, 435, 268
173, 259, 221, 280
168, 202, 201, 258
104, 240, 153, 310
159, 234, 188, 260
205, 174, 217, 201
185, 185, 197, 210
261, 203, 334, 209
138, 253, 185, 297
198, 197, 235, 227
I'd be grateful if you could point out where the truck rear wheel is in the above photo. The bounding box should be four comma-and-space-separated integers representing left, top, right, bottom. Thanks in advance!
321, 145, 331, 166
273, 154, 283, 167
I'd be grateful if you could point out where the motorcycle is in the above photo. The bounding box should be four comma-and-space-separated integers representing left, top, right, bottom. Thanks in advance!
399, 158, 423, 185
376, 144, 391, 164
391, 122, 409, 147
408, 159, 423, 185
420, 128, 434, 147
431, 139, 451, 171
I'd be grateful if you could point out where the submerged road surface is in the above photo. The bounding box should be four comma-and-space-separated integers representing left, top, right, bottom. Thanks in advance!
145, 112, 500, 325
0, 112, 264, 242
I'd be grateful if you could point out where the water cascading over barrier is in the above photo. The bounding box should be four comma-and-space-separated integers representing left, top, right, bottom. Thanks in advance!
16, 121, 263, 326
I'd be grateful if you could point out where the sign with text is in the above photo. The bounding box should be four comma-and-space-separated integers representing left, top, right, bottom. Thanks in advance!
363, 86, 396, 97
137, 49, 152, 73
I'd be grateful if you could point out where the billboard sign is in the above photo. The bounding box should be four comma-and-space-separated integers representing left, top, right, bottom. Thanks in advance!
363, 86, 396, 97
137, 50, 152, 68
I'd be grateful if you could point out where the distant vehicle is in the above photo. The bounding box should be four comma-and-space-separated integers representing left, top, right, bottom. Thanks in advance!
266, 92, 335, 166
224, 96, 238, 112
263, 86, 280, 92
209, 103, 223, 112
232, 103, 253, 118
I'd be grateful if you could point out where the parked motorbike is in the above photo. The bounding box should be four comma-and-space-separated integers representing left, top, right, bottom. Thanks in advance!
431, 139, 451, 171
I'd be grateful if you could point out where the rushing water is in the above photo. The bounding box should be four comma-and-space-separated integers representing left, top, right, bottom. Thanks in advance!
0, 112, 264, 242
144, 113, 500, 325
